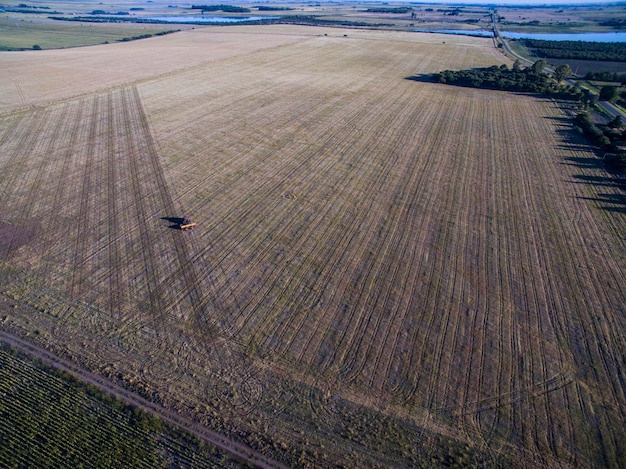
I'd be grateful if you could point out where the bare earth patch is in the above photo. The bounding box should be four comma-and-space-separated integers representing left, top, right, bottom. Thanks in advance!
1, 25, 625, 468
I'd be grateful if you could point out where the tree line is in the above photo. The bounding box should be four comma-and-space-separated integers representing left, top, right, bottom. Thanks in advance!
433, 60, 581, 98
519, 39, 626, 62
585, 71, 626, 86
432, 60, 625, 172
191, 4, 251, 13
365, 7, 412, 13
574, 113, 625, 171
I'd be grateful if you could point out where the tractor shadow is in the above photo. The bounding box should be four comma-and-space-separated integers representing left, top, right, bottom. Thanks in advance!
161, 216, 185, 230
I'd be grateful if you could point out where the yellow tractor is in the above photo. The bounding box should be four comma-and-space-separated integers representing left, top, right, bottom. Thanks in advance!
180, 216, 196, 231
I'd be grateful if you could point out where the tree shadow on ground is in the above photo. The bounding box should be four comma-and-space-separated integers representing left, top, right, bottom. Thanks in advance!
543, 115, 575, 125
577, 193, 626, 214
562, 156, 603, 168
572, 173, 625, 187
552, 114, 626, 215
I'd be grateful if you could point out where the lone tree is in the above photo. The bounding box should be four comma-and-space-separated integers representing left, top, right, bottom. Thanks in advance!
530, 59, 547, 74
608, 115, 623, 129
599, 85, 618, 102
554, 64, 572, 82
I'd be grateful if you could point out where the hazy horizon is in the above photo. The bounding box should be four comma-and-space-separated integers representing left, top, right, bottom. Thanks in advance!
394, 0, 624, 5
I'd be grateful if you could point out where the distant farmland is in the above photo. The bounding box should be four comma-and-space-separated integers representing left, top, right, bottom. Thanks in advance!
1, 25, 625, 467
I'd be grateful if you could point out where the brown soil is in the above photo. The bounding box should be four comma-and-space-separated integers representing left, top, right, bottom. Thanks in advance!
1, 26, 625, 468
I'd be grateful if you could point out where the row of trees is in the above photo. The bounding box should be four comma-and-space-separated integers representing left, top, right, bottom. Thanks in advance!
365, 7, 412, 13
599, 19, 626, 29
433, 60, 581, 98
574, 113, 626, 171
585, 71, 626, 86
191, 4, 251, 13
520, 39, 626, 62
257, 6, 293, 11
432, 60, 625, 172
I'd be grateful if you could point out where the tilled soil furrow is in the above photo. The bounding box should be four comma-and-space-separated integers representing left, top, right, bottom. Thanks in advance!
68, 95, 100, 298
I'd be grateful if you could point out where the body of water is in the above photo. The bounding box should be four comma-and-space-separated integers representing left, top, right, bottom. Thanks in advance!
501, 31, 626, 43
415, 29, 626, 43
414, 29, 493, 37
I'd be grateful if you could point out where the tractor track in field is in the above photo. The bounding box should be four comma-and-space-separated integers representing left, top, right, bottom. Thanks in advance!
330, 114, 413, 384
127, 86, 232, 384
380, 165, 434, 398
401, 102, 465, 408
210, 105, 367, 339
382, 151, 443, 402
307, 161, 396, 377
126, 86, 247, 391
242, 91, 392, 362
105, 92, 123, 328
447, 103, 485, 425
481, 107, 512, 445
127, 86, 211, 342
155, 97, 334, 344
242, 158, 358, 359
0, 330, 288, 469
115, 86, 209, 382
0, 113, 32, 203
37, 100, 86, 281
10, 103, 73, 280
346, 93, 439, 393
69, 95, 99, 299
122, 87, 165, 334
333, 150, 414, 385
369, 162, 429, 395
0, 110, 50, 259
267, 130, 385, 364
551, 210, 626, 457
422, 123, 465, 413
382, 141, 445, 401
3, 30, 626, 467
509, 111, 561, 455
518, 102, 618, 456
491, 116, 520, 444
435, 371, 575, 416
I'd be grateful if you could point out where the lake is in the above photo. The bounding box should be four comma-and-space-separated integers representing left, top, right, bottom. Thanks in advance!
414, 29, 494, 37
501, 31, 626, 43
416, 29, 626, 43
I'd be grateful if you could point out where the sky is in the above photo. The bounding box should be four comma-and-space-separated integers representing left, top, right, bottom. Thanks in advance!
410, 0, 624, 4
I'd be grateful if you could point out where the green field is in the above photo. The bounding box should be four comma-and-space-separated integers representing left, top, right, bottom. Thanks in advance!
0, 342, 242, 468
0, 16, 180, 50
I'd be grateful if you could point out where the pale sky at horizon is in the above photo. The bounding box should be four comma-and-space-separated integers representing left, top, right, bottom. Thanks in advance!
410, 0, 624, 5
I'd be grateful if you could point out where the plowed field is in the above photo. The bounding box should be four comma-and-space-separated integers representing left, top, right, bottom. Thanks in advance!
1, 25, 625, 467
